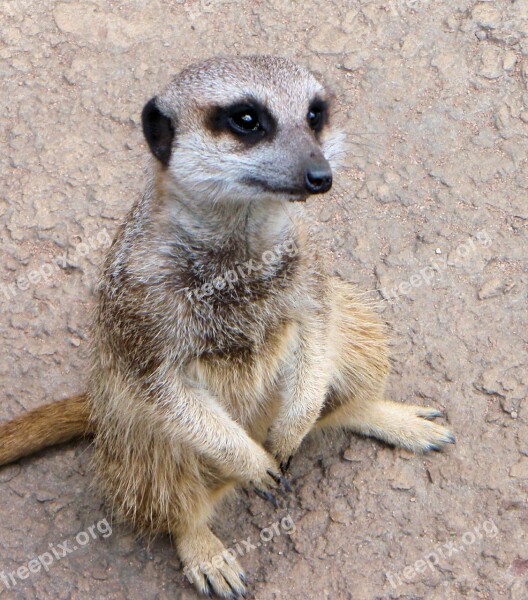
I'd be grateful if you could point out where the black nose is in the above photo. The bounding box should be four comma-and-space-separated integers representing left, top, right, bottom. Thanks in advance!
304, 165, 332, 194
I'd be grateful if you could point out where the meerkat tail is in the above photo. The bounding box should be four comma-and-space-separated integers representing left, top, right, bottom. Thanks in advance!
0, 395, 92, 467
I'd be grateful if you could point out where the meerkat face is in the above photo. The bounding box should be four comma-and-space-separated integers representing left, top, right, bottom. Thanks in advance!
141, 56, 343, 203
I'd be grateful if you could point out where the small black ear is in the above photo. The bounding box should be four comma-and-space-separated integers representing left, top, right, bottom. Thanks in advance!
141, 97, 175, 166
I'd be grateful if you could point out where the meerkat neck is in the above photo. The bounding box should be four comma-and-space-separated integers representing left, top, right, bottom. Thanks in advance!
153, 172, 299, 261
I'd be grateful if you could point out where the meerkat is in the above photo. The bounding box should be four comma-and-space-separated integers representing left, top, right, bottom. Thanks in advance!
0, 56, 454, 598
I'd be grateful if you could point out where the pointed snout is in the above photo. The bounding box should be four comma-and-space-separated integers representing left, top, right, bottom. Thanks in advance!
303, 158, 332, 195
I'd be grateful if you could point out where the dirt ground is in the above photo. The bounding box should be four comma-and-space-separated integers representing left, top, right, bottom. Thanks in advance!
1, 1, 527, 599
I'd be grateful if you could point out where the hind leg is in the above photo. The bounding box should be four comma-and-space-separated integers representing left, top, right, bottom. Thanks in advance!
94, 431, 247, 599
173, 481, 247, 599
314, 278, 454, 452
317, 395, 455, 452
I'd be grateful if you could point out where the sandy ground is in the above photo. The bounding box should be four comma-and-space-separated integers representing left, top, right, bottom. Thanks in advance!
1, 1, 527, 599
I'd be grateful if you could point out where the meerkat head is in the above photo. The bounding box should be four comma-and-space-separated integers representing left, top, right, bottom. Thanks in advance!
141, 56, 343, 204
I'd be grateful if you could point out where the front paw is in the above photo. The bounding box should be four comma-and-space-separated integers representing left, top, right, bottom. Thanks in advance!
279, 455, 293, 474
266, 431, 301, 474
246, 449, 292, 508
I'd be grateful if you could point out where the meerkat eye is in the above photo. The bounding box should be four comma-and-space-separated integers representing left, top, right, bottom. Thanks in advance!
307, 109, 323, 130
209, 101, 274, 142
307, 98, 328, 133
228, 108, 262, 134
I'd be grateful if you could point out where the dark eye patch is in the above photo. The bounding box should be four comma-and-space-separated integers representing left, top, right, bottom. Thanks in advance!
307, 97, 329, 134
207, 99, 276, 144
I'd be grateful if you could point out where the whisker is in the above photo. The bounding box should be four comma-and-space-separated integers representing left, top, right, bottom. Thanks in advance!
341, 140, 383, 151
344, 130, 385, 136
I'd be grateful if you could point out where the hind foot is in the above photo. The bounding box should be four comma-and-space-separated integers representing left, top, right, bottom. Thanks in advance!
320, 399, 455, 453
178, 526, 247, 598
355, 401, 454, 453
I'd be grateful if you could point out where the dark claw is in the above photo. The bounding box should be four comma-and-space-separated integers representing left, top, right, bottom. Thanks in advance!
424, 410, 443, 420
223, 571, 245, 600
236, 574, 249, 597
424, 432, 456, 453
202, 577, 214, 597
427, 444, 442, 453
280, 456, 293, 474
254, 487, 278, 508
266, 469, 292, 493
279, 475, 292, 493
266, 469, 281, 484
